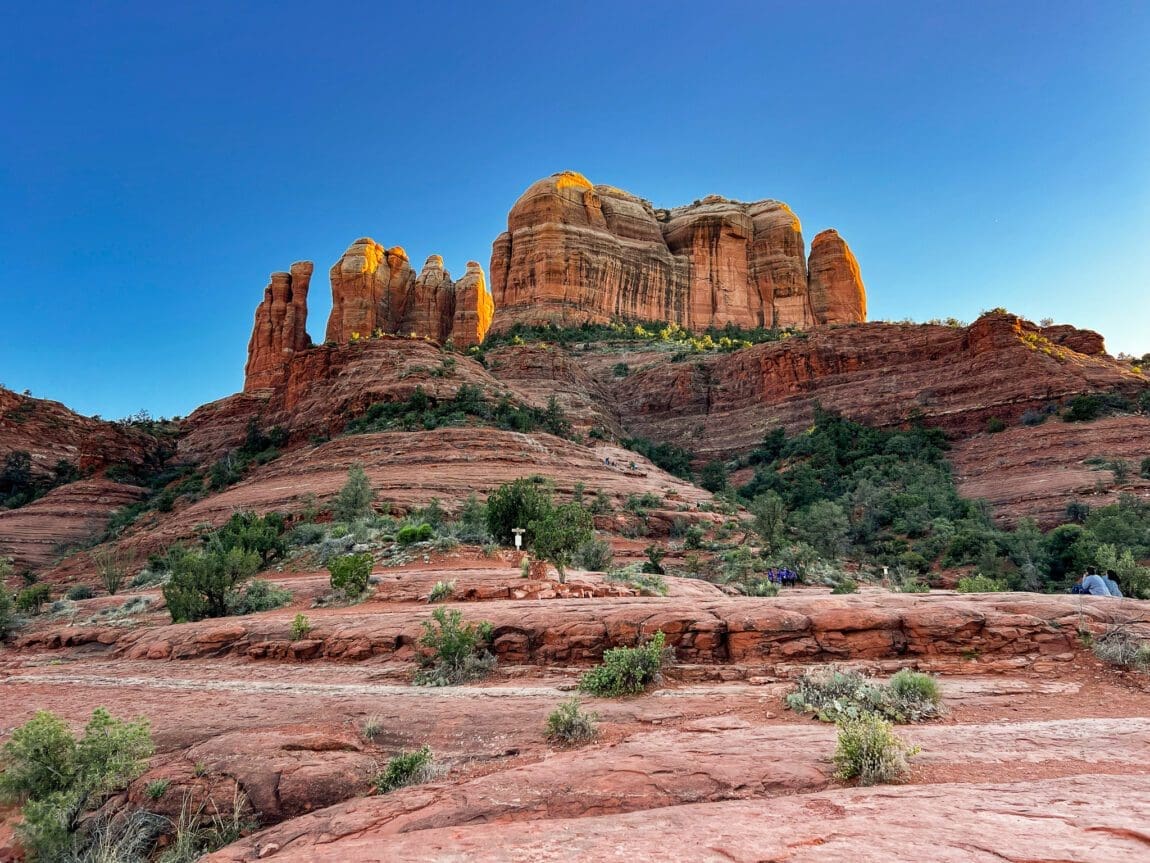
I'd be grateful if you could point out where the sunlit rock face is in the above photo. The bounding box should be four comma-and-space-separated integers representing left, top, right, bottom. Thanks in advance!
489, 171, 866, 333
243, 241, 494, 390
808, 229, 866, 326
244, 262, 313, 391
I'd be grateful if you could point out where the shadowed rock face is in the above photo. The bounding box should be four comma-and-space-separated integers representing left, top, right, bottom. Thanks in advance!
490, 172, 866, 333
244, 262, 312, 392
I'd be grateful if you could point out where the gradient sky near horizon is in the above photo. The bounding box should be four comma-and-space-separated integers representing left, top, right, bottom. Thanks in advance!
2, 1, 1147, 419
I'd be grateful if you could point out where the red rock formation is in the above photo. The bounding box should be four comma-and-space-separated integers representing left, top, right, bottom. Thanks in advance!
243, 262, 312, 391
324, 239, 415, 344
807, 229, 866, 325
450, 261, 494, 347
490, 171, 865, 333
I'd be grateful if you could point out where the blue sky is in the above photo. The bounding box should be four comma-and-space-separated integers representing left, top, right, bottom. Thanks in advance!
1, 1, 1147, 419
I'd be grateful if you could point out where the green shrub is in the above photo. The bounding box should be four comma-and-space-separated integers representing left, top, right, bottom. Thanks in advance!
145, 779, 170, 801
290, 613, 312, 640
612, 362, 630, 378
16, 583, 51, 614
288, 522, 326, 546
1141, 457, 1150, 480
210, 511, 287, 564
0, 708, 153, 861
530, 502, 594, 583
428, 579, 456, 603
574, 536, 614, 571
163, 547, 260, 623
743, 579, 780, 597
699, 460, 729, 492
986, 417, 1006, 433
396, 522, 434, 545
486, 477, 553, 546
375, 746, 435, 793
786, 666, 943, 724
90, 545, 136, 596
605, 565, 669, 596
333, 464, 375, 522
413, 607, 495, 686
454, 493, 491, 543
0, 583, 13, 638
833, 714, 918, 785
546, 698, 599, 746
328, 553, 373, 599
642, 543, 666, 575
683, 524, 706, 550
830, 577, 859, 594
956, 574, 1006, 593
225, 579, 292, 615
620, 437, 694, 479
578, 631, 668, 697
66, 585, 95, 601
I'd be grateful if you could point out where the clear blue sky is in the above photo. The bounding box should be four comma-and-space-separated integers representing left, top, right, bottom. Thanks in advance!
2, 1, 1147, 419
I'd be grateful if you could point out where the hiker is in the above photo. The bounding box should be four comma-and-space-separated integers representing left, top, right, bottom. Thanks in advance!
1077, 567, 1111, 597
1103, 569, 1124, 598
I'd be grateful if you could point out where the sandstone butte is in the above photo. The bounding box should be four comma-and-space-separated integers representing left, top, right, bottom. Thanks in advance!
4, 173, 1150, 863
490, 170, 867, 333
245, 243, 494, 392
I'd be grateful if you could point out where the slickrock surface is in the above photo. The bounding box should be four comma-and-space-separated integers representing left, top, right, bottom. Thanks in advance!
490, 171, 865, 333
0, 388, 162, 476
0, 479, 146, 571
952, 415, 1150, 526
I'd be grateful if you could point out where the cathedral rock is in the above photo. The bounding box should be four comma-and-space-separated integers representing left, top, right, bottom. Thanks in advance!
489, 171, 867, 333
244, 242, 493, 392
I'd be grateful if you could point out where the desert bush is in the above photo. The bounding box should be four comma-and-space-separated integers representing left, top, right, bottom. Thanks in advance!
578, 631, 668, 697
375, 746, 435, 793
956, 574, 1006, 593
290, 613, 312, 640
786, 666, 943, 724
683, 524, 706, 550
0, 583, 13, 638
530, 502, 594, 583
454, 493, 491, 543
699, 460, 729, 492
486, 477, 554, 546
163, 547, 260, 623
1020, 409, 1046, 426
413, 607, 496, 686
986, 417, 1006, 433
16, 583, 51, 614
612, 362, 630, 377
209, 511, 287, 564
830, 577, 859, 594
225, 579, 292, 615
428, 579, 456, 603
642, 543, 667, 574
396, 523, 434, 545
0, 708, 153, 861
605, 564, 669, 596
90, 545, 136, 596
1092, 626, 1150, 671
328, 553, 373, 600
333, 463, 375, 522
743, 579, 780, 597
66, 585, 95, 601
288, 522, 326, 546
156, 787, 253, 863
546, 699, 599, 746
574, 537, 614, 571
145, 779, 170, 801
833, 714, 918, 785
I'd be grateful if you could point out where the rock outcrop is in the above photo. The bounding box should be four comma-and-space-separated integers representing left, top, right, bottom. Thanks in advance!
244, 243, 494, 390
243, 263, 312, 392
489, 171, 866, 333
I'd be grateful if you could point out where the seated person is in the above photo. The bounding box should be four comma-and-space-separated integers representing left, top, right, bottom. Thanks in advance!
1078, 567, 1111, 596
1103, 569, 1124, 598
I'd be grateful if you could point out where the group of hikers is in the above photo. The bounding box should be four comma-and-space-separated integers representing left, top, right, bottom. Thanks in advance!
1072, 566, 1124, 597
765, 567, 800, 586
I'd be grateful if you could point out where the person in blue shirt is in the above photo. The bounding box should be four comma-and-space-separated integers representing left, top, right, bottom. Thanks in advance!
1078, 567, 1111, 596
1103, 569, 1124, 598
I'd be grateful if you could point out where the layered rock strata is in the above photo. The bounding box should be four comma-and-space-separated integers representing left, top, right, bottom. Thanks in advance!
243, 262, 312, 391
489, 171, 866, 333
243, 243, 493, 391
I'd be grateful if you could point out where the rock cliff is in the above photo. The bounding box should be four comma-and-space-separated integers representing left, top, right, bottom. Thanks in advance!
243, 243, 493, 391
243, 262, 312, 392
489, 171, 866, 333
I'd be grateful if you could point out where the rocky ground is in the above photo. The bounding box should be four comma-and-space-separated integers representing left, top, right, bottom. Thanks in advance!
4, 555, 1150, 862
